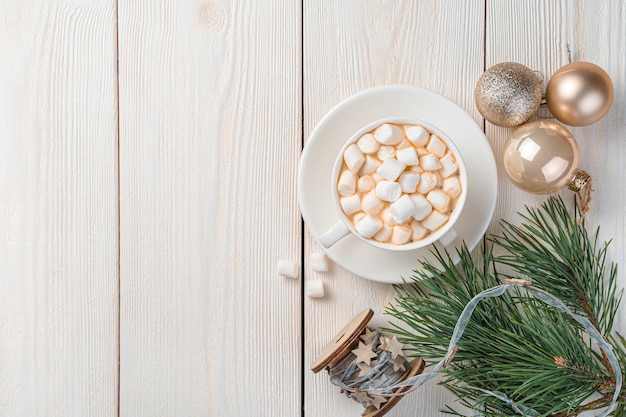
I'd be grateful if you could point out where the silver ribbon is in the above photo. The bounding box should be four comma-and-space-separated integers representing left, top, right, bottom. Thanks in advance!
373, 282, 622, 417
327, 330, 411, 407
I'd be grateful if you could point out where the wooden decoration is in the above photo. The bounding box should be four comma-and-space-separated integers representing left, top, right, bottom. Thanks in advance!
311, 308, 373, 373
311, 309, 426, 417
363, 358, 425, 417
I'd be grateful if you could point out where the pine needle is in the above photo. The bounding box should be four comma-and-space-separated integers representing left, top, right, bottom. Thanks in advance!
385, 196, 625, 416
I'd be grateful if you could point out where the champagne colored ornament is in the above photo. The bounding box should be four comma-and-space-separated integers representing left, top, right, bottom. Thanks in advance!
545, 61, 613, 126
475, 62, 542, 127
502, 120, 589, 194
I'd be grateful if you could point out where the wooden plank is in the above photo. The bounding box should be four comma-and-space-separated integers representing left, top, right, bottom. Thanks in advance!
487, 0, 626, 406
303, 1, 485, 416
117, 1, 301, 416
487, 0, 625, 327
571, 0, 626, 334
0, 1, 118, 416
486, 0, 576, 231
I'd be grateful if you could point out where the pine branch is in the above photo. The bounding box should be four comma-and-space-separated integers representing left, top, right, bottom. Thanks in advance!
492, 196, 621, 337
386, 197, 626, 416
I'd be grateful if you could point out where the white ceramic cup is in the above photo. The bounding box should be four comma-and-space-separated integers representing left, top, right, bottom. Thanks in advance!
319, 117, 468, 251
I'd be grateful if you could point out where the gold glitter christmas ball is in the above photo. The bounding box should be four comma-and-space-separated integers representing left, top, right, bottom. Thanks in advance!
545, 62, 613, 126
475, 62, 542, 127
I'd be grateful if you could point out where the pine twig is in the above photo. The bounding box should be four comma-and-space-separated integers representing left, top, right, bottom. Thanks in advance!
386, 196, 626, 417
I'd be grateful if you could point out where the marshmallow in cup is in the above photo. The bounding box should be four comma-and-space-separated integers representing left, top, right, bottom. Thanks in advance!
319, 117, 467, 251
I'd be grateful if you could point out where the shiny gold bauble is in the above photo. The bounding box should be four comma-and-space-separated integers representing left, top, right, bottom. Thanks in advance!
475, 62, 542, 127
545, 62, 613, 126
502, 120, 580, 194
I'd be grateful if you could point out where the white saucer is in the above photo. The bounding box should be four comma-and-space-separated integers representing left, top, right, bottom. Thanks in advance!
298, 85, 497, 283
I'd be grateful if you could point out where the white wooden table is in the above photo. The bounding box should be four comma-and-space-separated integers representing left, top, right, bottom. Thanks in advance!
1, 1, 624, 416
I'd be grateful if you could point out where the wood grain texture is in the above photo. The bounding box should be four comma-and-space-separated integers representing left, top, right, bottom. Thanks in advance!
117, 1, 301, 416
1, 1, 624, 416
303, 1, 485, 416
487, 0, 625, 331
572, 0, 626, 335
0, 1, 119, 416
486, 0, 577, 235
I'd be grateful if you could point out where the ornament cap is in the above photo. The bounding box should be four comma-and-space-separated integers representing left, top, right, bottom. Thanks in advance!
567, 169, 591, 192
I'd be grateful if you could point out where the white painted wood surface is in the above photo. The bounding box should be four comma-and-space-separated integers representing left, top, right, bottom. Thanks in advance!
117, 0, 301, 416
303, 2, 484, 416
0, 1, 119, 416
0, 1, 624, 416
486, 0, 625, 330
304, 1, 625, 416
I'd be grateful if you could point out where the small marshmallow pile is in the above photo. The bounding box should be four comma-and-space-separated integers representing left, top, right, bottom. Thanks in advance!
337, 122, 462, 245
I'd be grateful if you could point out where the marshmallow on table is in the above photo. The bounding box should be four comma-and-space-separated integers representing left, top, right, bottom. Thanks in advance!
422, 210, 449, 231
340, 194, 361, 215
410, 221, 427, 241
357, 133, 380, 154
306, 280, 325, 298
343, 144, 365, 174
310, 252, 329, 272
420, 154, 442, 171
355, 215, 383, 238
405, 125, 429, 146
374, 224, 393, 242
377, 157, 406, 181
415, 172, 438, 194
390, 194, 417, 223
410, 193, 433, 221
427, 134, 447, 157
278, 259, 299, 279
362, 189, 384, 215
375, 181, 402, 202
391, 225, 412, 245
359, 155, 382, 175
399, 173, 420, 193
443, 176, 461, 198
427, 189, 451, 212
409, 165, 423, 173
374, 123, 404, 145
377, 146, 395, 161
357, 175, 375, 193
337, 170, 356, 196
396, 147, 419, 166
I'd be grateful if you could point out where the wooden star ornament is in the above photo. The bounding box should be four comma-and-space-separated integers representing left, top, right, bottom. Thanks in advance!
350, 389, 371, 406
380, 335, 404, 359
357, 361, 372, 377
368, 394, 387, 410
351, 341, 377, 365
360, 327, 378, 344
389, 355, 406, 372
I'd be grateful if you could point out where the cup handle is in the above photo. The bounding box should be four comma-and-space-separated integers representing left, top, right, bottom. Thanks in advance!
438, 227, 458, 247
319, 221, 351, 248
